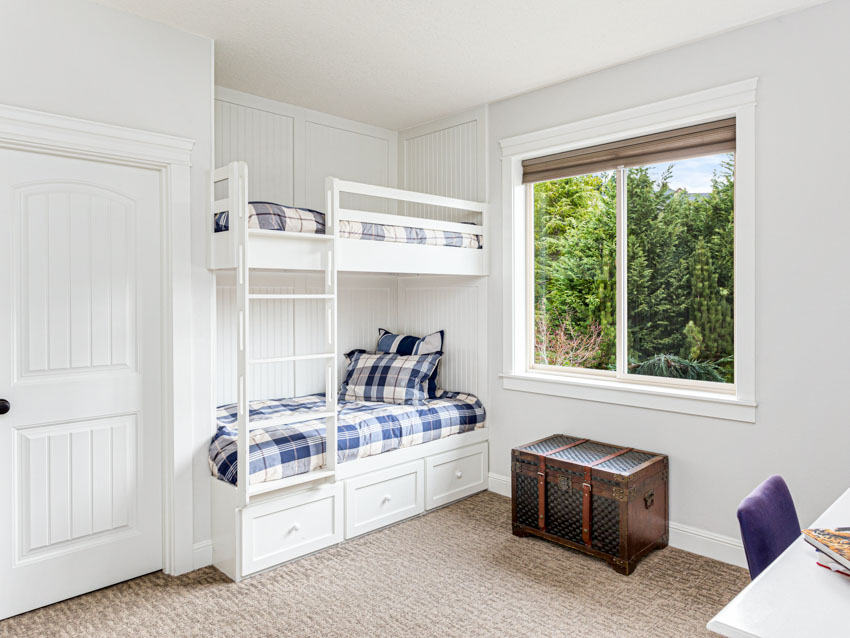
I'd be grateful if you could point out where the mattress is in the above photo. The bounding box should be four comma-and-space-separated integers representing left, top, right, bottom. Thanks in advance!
209, 392, 486, 486
215, 202, 482, 249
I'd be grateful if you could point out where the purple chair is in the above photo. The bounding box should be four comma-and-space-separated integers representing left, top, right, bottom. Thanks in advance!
737, 475, 801, 579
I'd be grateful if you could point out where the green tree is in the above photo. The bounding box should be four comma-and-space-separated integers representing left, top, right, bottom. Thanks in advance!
689, 238, 733, 362
533, 173, 616, 368
532, 153, 735, 383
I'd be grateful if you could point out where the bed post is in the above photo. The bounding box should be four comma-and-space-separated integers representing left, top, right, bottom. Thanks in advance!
324, 176, 339, 475
234, 161, 250, 507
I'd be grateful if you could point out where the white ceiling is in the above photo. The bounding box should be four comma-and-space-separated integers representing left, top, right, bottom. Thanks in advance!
96, 0, 827, 130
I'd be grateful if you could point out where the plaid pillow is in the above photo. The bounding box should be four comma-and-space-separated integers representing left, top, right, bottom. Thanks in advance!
339, 351, 442, 406
376, 329, 444, 397
376, 328, 444, 355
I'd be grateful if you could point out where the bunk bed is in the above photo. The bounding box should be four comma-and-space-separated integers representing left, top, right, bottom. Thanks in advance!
208, 162, 489, 580
209, 164, 488, 276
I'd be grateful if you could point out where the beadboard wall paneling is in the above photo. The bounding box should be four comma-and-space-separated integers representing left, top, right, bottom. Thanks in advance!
214, 87, 397, 214
304, 121, 393, 214
338, 282, 396, 381
397, 277, 487, 402
399, 108, 487, 223
215, 273, 397, 406
214, 100, 294, 204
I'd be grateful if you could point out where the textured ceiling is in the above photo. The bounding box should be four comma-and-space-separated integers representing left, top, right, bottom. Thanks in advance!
95, 0, 827, 130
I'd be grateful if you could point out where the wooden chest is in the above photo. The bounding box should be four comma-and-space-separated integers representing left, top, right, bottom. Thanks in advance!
511, 435, 668, 574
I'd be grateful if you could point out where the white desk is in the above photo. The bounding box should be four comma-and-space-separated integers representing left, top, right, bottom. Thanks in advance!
708, 488, 850, 637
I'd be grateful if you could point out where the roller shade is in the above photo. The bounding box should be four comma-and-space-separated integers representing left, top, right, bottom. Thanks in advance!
522, 118, 736, 184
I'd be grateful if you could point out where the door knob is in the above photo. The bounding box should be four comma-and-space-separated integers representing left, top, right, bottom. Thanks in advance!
0, 399, 9, 415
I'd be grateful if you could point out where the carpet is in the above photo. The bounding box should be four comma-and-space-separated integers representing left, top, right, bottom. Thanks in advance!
0, 491, 748, 637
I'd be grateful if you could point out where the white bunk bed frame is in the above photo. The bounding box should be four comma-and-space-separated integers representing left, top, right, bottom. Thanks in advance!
209, 161, 489, 580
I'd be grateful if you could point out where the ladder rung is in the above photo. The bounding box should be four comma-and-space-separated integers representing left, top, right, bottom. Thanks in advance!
250, 353, 336, 364
249, 293, 335, 300
213, 198, 229, 213
247, 410, 337, 430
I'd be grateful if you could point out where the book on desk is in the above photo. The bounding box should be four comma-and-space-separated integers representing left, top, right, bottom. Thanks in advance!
802, 527, 850, 576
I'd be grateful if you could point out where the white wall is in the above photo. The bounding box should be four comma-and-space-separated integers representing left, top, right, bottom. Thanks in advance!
0, 0, 215, 565
214, 88, 398, 212
400, 0, 850, 565
215, 273, 399, 405
215, 273, 487, 407
484, 0, 850, 564
398, 108, 487, 223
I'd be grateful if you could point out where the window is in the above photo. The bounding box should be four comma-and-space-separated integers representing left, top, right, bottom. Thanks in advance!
500, 80, 757, 422
529, 120, 735, 390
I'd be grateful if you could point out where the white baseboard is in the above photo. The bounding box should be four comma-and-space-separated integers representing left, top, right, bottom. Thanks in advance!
193, 540, 213, 570
668, 521, 746, 568
487, 472, 746, 568
488, 472, 510, 497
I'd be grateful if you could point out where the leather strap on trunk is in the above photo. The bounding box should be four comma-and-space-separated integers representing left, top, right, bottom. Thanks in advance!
535, 439, 588, 531
537, 457, 546, 531
581, 448, 633, 546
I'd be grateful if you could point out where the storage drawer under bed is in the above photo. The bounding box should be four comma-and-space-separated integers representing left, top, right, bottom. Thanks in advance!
240, 482, 343, 577
344, 460, 424, 539
425, 442, 488, 510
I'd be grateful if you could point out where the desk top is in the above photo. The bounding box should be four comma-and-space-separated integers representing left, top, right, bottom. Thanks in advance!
708, 488, 850, 638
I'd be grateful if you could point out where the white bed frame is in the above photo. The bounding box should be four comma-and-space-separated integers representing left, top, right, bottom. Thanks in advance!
208, 162, 489, 580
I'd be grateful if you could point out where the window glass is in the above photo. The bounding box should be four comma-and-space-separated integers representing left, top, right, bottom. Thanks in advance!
532, 172, 616, 371
626, 153, 734, 383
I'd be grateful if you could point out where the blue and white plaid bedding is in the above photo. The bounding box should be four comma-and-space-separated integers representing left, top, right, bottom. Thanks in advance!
215, 202, 325, 234
215, 202, 482, 249
339, 351, 441, 405
338, 220, 481, 249
209, 392, 486, 486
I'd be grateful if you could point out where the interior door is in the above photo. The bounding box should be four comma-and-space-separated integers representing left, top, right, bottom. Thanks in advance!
0, 147, 162, 619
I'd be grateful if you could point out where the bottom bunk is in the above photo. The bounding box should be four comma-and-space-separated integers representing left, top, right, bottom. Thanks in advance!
209, 392, 485, 487
209, 393, 488, 580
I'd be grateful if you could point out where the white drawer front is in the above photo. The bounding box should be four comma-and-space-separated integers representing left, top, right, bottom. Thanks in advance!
241, 482, 342, 576
345, 460, 424, 539
425, 442, 488, 510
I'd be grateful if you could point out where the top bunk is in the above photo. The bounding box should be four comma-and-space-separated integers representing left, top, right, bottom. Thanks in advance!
209, 161, 489, 276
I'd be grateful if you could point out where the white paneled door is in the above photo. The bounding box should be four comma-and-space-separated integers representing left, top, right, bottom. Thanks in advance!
0, 148, 162, 619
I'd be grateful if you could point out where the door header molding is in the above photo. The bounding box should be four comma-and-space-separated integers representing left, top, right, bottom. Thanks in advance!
0, 103, 194, 167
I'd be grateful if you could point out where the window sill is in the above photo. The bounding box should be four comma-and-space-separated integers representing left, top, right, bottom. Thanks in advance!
500, 371, 756, 423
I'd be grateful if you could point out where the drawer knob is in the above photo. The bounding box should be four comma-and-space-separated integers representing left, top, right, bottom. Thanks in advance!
456, 470, 463, 479
382, 494, 392, 504
289, 523, 301, 533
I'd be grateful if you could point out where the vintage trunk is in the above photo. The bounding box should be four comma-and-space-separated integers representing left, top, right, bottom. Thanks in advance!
511, 435, 668, 575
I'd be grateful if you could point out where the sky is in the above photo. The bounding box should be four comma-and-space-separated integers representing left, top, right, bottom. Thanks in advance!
645, 152, 732, 193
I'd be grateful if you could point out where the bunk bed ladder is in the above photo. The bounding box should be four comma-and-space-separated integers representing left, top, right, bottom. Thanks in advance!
233, 163, 340, 507
233, 161, 250, 507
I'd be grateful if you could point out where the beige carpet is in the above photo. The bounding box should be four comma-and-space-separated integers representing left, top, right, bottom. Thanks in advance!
0, 492, 748, 638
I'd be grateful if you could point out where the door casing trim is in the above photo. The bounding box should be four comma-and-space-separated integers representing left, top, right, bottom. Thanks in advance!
0, 103, 195, 576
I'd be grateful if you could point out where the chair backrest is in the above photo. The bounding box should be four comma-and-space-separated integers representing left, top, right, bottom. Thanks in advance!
737, 475, 801, 579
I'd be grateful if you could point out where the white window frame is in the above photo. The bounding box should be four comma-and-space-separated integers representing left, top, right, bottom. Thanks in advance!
500, 79, 757, 422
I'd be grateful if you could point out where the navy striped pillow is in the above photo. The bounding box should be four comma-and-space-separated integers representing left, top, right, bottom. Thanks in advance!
376, 328, 443, 355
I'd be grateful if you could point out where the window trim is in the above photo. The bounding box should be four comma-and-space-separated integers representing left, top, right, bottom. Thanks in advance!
500, 79, 757, 422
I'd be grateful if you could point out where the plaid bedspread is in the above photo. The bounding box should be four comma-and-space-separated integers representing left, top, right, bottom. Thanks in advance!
215, 202, 482, 249
209, 392, 486, 485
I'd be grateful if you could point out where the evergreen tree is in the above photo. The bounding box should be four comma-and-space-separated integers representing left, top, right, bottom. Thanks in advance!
689, 238, 733, 362
532, 152, 735, 382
